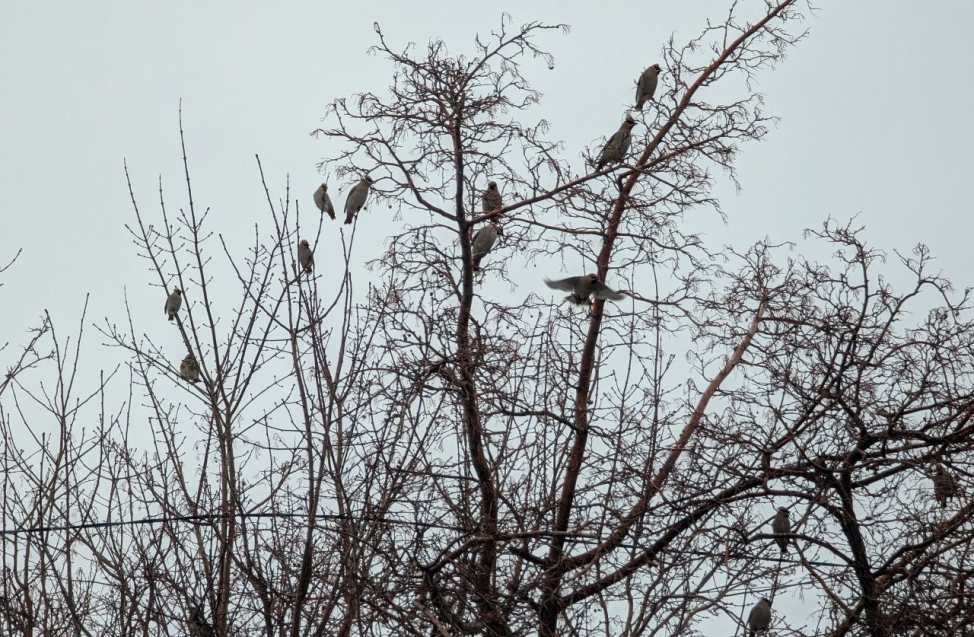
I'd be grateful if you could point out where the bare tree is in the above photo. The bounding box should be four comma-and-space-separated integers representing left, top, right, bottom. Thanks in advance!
3, 3, 974, 637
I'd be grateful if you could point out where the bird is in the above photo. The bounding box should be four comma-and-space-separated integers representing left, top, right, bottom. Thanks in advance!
179, 354, 200, 384
343, 176, 374, 225
747, 598, 772, 637
596, 115, 637, 170
544, 274, 626, 306
482, 181, 503, 212
933, 464, 959, 508
313, 183, 335, 220
771, 507, 792, 554
635, 64, 662, 110
188, 606, 216, 637
165, 288, 182, 322
471, 221, 501, 272
298, 239, 314, 274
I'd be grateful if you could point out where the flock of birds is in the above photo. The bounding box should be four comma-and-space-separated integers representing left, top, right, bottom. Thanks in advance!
161, 63, 665, 339
295, 66, 668, 307
159, 62, 784, 635
153, 62, 963, 636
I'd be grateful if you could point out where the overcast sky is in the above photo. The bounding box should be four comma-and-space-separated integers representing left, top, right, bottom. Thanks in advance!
2, 0, 972, 343
1, 1, 972, 631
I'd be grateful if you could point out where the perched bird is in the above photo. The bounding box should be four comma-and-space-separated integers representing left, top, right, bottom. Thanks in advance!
747, 598, 772, 637
482, 181, 503, 212
544, 274, 626, 306
165, 288, 183, 322
313, 183, 335, 220
188, 606, 216, 637
933, 464, 959, 508
343, 176, 374, 225
635, 64, 662, 110
471, 221, 501, 272
179, 354, 200, 384
596, 115, 637, 170
298, 240, 314, 274
771, 507, 792, 554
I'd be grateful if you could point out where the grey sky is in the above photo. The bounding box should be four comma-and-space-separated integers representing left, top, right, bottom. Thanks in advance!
2, 1, 972, 339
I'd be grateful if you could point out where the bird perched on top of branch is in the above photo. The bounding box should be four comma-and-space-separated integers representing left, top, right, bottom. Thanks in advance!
298, 240, 314, 275
471, 221, 501, 273
747, 598, 772, 637
344, 176, 374, 225
771, 507, 792, 554
932, 463, 959, 507
635, 64, 661, 110
165, 288, 182, 322
313, 183, 335, 220
482, 181, 503, 212
179, 354, 200, 383
596, 115, 637, 170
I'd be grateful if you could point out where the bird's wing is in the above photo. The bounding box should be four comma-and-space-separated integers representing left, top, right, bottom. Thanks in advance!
646, 73, 658, 98
349, 185, 369, 212
545, 277, 580, 292
747, 606, 757, 624
618, 132, 632, 155
345, 184, 363, 210
473, 226, 498, 252
593, 281, 626, 300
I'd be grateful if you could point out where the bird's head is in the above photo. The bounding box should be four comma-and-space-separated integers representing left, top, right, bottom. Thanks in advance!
320, 183, 328, 192
299, 239, 310, 248
624, 114, 637, 127
488, 181, 498, 190
173, 288, 182, 296
761, 598, 772, 606
777, 507, 789, 515
652, 63, 662, 73
365, 175, 375, 185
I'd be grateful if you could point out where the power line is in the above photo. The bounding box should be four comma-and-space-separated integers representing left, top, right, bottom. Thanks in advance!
0, 510, 848, 568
